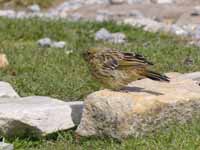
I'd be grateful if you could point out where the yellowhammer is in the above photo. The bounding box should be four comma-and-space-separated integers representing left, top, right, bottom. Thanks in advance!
84, 47, 169, 90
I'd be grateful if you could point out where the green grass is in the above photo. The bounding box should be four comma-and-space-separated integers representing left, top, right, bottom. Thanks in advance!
0, 0, 63, 9
0, 18, 200, 100
0, 17, 200, 149
11, 120, 200, 150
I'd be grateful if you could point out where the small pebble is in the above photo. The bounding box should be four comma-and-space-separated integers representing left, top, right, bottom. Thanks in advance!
51, 41, 66, 49
28, 4, 41, 13
37, 38, 52, 47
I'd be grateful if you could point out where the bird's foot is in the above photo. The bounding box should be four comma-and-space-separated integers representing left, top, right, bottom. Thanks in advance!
74, 133, 81, 144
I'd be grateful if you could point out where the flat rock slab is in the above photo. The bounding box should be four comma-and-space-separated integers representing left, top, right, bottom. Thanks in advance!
0, 142, 13, 150
76, 73, 200, 139
0, 82, 19, 98
0, 96, 75, 138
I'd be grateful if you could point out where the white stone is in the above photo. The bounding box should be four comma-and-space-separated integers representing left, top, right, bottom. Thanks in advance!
170, 25, 188, 36
28, 4, 41, 13
0, 10, 16, 19
51, 41, 66, 49
95, 28, 126, 43
0, 96, 74, 138
0, 82, 19, 98
181, 24, 197, 33
110, 32, 126, 43
0, 142, 13, 150
68, 101, 83, 125
37, 38, 52, 47
95, 28, 112, 41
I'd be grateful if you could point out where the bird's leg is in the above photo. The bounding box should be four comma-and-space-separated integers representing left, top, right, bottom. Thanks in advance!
74, 132, 81, 144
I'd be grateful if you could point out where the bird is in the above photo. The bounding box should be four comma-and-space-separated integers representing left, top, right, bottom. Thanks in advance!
83, 47, 170, 90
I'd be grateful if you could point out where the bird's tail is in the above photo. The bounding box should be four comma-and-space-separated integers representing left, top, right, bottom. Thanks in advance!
141, 70, 170, 82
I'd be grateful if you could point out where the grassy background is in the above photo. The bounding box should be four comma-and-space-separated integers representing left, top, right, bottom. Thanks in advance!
0, 18, 199, 100
13, 120, 200, 150
0, 17, 199, 149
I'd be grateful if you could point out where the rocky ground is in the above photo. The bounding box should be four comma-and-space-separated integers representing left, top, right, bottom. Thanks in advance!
54, 0, 200, 45
55, 0, 200, 25
0, 0, 200, 45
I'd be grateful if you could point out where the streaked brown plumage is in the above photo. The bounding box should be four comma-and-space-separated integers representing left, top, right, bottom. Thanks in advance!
84, 47, 169, 90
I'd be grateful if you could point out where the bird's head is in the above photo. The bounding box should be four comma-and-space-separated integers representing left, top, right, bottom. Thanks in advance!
83, 48, 100, 61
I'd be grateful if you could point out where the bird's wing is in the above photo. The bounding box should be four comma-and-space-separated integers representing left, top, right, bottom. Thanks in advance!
120, 52, 153, 66
102, 50, 153, 70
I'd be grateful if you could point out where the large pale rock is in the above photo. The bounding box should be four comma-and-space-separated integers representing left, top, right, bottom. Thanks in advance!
0, 96, 74, 138
76, 73, 200, 139
0, 142, 13, 150
0, 82, 19, 98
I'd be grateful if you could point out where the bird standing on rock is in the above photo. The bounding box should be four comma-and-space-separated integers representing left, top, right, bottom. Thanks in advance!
83, 47, 170, 90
